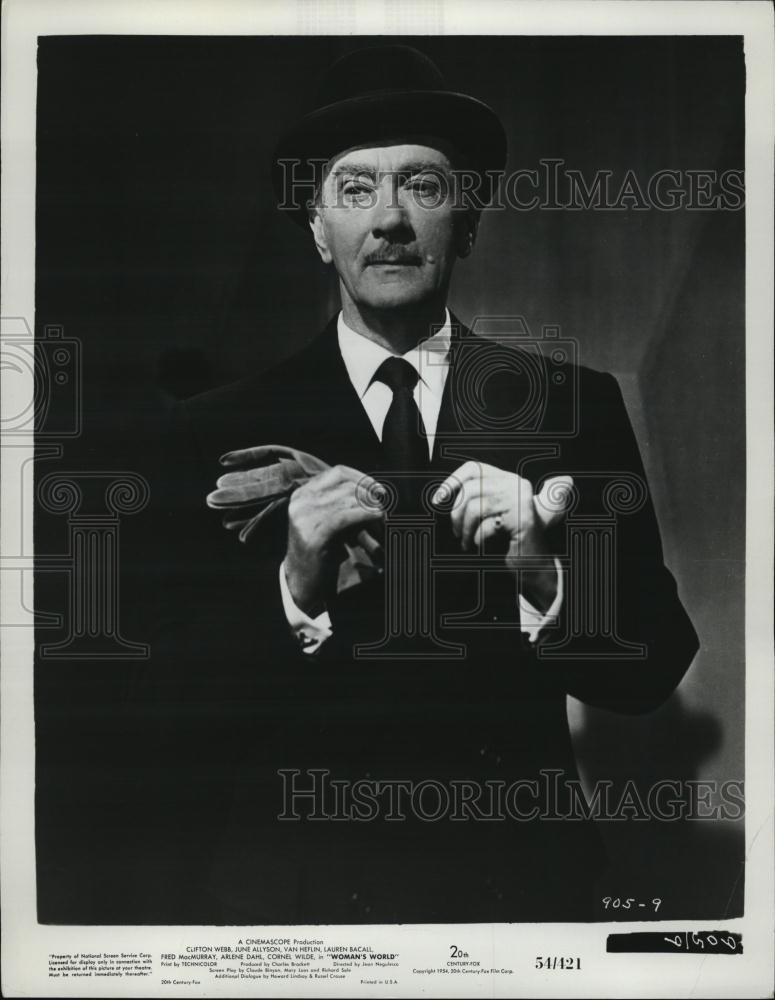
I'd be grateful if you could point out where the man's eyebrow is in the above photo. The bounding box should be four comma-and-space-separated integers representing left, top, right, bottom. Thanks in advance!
395, 161, 451, 176
330, 163, 379, 180
329, 161, 451, 179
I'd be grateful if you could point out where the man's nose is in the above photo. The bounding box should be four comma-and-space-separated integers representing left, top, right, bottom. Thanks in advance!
370, 181, 413, 239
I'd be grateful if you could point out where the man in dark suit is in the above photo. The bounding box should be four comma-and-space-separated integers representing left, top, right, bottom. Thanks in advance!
148, 44, 698, 925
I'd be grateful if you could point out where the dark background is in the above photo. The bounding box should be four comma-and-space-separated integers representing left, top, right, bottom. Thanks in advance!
35, 35, 745, 921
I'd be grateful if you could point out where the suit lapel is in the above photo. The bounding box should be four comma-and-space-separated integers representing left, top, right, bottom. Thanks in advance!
430, 313, 473, 472
290, 317, 383, 473
297, 313, 534, 477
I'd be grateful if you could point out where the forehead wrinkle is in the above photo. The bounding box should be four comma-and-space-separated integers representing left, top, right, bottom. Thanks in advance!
330, 163, 379, 179
332, 159, 451, 174
392, 160, 452, 177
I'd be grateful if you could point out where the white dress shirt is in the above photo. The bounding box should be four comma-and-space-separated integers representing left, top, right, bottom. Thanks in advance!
280, 309, 563, 653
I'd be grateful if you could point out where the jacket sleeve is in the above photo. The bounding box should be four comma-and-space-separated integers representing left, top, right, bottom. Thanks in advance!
547, 371, 699, 714
133, 398, 314, 712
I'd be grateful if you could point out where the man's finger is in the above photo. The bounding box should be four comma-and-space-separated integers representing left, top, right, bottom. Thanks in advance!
449, 477, 485, 540
460, 491, 501, 550
472, 513, 506, 551
355, 528, 384, 566
533, 475, 575, 530
341, 529, 385, 569
431, 461, 484, 507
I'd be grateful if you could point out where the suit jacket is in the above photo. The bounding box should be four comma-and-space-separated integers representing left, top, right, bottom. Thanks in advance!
138, 314, 699, 924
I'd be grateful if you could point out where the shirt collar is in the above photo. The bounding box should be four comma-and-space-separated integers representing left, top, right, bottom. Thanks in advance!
337, 309, 452, 400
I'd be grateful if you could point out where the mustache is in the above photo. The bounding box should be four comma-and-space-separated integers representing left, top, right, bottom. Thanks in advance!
364, 248, 424, 266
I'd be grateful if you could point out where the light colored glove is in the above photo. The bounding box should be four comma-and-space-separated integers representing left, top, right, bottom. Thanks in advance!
206, 444, 383, 594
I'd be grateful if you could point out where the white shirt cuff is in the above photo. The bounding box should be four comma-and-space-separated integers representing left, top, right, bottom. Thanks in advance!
518, 557, 564, 643
279, 562, 333, 654
279, 558, 561, 652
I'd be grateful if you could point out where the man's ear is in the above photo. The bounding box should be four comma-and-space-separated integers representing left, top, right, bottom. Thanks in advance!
309, 208, 333, 264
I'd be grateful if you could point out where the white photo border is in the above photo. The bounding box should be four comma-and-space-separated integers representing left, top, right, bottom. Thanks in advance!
1, 2, 773, 997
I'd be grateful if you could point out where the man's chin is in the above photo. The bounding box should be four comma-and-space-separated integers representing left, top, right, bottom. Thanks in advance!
357, 283, 436, 312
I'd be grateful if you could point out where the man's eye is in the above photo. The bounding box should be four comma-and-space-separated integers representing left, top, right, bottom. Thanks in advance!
342, 181, 375, 198
407, 177, 444, 199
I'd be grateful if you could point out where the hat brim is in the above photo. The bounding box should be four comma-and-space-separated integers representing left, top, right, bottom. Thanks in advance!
271, 90, 507, 227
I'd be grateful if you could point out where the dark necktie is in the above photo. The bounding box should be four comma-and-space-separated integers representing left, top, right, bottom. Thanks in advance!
372, 356, 429, 511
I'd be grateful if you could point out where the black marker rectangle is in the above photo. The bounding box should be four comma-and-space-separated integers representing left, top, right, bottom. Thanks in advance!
606, 932, 742, 955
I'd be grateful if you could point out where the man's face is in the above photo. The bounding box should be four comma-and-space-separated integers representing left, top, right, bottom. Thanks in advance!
310, 142, 470, 313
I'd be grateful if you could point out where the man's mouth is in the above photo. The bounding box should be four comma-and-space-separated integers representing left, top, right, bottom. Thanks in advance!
365, 252, 423, 267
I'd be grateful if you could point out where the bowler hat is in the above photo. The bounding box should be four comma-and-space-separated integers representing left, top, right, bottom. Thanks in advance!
271, 44, 507, 227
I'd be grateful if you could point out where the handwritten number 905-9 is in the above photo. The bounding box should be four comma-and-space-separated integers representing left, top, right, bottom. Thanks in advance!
602, 896, 662, 913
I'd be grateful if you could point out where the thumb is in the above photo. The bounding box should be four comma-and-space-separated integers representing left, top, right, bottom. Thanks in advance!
533, 475, 575, 530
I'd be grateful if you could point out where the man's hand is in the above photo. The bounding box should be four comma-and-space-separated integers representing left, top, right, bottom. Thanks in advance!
285, 465, 386, 616
433, 462, 574, 612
